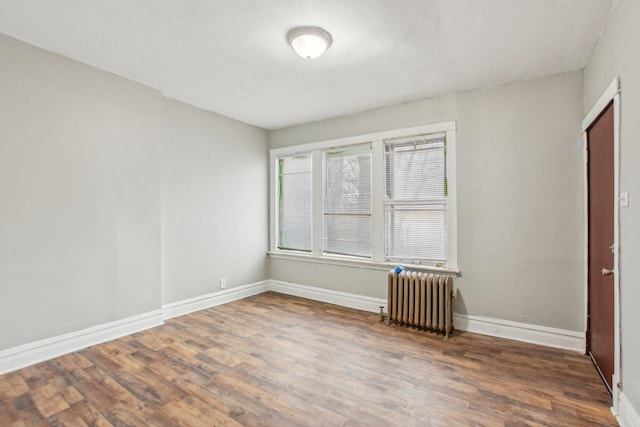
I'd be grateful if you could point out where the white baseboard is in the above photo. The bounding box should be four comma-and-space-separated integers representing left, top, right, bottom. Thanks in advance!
268, 281, 584, 352
0, 309, 164, 375
618, 391, 640, 427
162, 281, 269, 320
268, 280, 386, 313
0, 281, 271, 375
0, 279, 587, 375
453, 313, 585, 352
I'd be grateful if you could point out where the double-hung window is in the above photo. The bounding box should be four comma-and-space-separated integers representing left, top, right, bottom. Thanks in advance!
385, 134, 447, 263
270, 122, 457, 271
324, 146, 372, 258
277, 154, 312, 252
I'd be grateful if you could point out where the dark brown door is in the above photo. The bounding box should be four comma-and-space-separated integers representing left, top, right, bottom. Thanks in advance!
587, 102, 615, 392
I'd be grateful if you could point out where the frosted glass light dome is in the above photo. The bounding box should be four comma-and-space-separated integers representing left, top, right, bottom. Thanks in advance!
287, 27, 332, 60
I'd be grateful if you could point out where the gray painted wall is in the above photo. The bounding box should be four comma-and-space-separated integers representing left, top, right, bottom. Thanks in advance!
161, 99, 268, 304
583, 0, 640, 414
0, 33, 163, 349
0, 33, 269, 351
269, 71, 585, 332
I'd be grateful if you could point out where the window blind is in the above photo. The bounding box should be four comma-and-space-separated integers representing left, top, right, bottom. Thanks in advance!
385, 133, 447, 262
278, 155, 312, 251
323, 147, 372, 257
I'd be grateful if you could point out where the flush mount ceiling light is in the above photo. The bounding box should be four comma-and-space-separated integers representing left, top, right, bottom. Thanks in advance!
287, 26, 332, 60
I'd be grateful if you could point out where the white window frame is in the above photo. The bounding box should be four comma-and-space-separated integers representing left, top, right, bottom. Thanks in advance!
269, 122, 458, 273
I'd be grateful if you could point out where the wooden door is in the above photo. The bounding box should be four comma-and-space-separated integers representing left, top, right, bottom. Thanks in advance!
586, 102, 615, 392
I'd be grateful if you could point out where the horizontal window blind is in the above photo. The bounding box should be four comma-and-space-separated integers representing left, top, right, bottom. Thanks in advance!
324, 147, 372, 257
385, 133, 447, 261
278, 155, 312, 251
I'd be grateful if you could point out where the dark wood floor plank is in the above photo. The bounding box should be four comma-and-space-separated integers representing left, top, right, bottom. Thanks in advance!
0, 291, 617, 426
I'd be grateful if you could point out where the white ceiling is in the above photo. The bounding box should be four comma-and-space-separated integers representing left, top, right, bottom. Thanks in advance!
0, 0, 615, 129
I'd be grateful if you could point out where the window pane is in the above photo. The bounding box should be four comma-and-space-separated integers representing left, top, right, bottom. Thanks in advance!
385, 134, 447, 262
324, 148, 372, 257
385, 205, 446, 261
385, 137, 445, 201
323, 215, 372, 257
278, 155, 312, 251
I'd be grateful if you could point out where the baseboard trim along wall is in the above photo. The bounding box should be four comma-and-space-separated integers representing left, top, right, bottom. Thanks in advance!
0, 309, 164, 375
452, 313, 585, 352
0, 281, 272, 375
269, 280, 584, 352
0, 279, 588, 375
618, 391, 640, 427
162, 281, 270, 320
268, 280, 386, 313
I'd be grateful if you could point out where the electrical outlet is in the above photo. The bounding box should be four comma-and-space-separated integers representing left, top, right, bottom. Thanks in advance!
620, 192, 629, 207
220, 278, 227, 289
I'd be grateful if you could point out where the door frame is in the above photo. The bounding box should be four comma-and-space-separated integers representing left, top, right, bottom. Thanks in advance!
582, 78, 621, 415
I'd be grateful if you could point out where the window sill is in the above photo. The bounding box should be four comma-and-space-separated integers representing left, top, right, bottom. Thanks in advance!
267, 251, 460, 276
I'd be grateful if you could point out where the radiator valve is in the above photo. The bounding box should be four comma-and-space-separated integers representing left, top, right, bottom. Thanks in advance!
378, 306, 386, 322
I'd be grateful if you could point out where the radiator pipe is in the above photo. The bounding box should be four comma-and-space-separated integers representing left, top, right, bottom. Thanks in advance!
378, 306, 386, 322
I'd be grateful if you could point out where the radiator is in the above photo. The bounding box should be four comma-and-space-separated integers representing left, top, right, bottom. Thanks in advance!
387, 270, 454, 338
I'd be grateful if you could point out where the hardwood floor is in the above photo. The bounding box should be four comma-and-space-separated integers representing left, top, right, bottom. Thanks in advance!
0, 292, 616, 426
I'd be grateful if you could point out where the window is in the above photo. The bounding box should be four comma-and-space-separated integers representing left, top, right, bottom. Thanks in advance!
324, 146, 372, 258
277, 155, 312, 251
269, 122, 457, 271
385, 134, 446, 262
